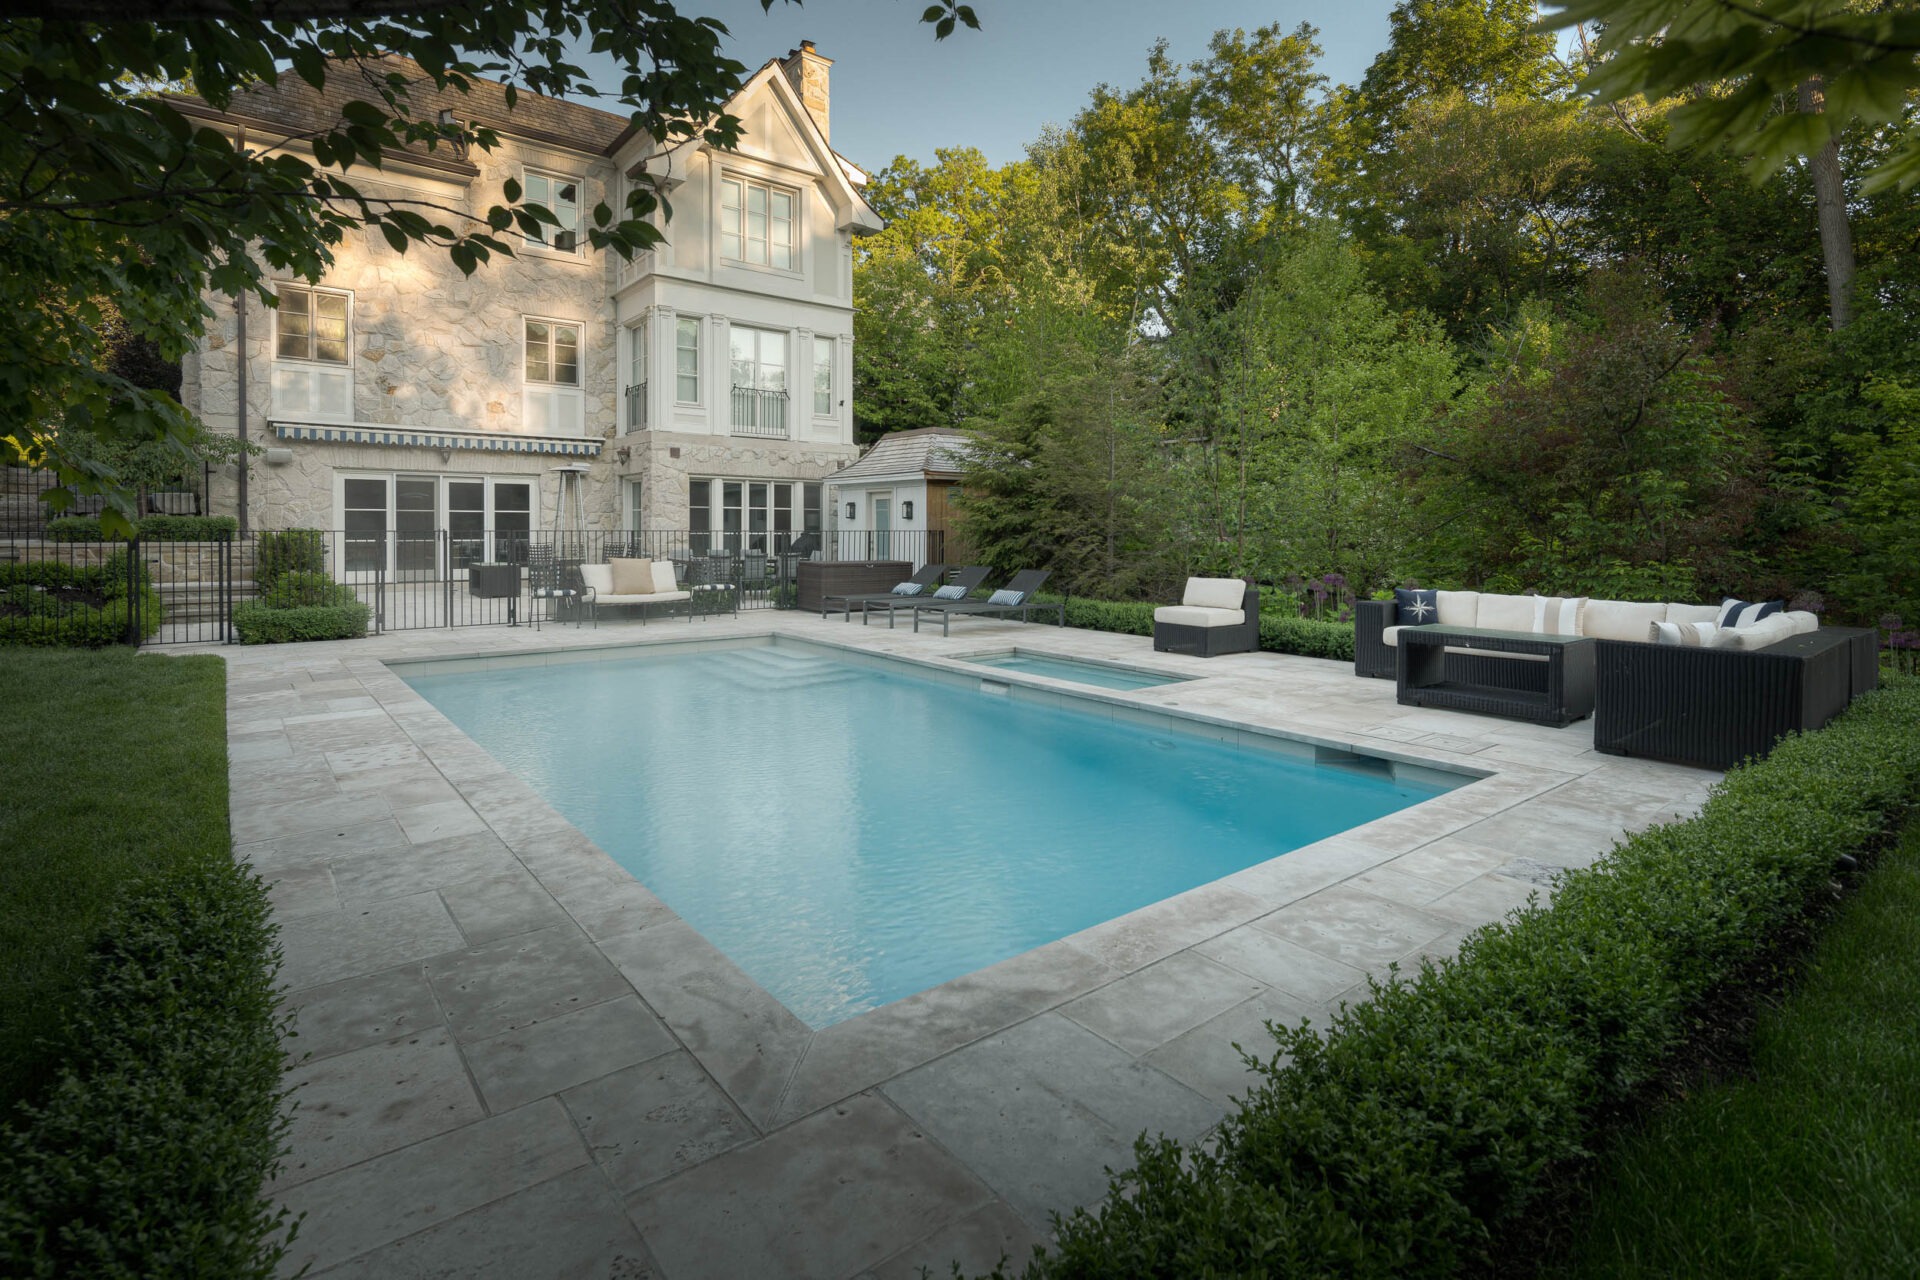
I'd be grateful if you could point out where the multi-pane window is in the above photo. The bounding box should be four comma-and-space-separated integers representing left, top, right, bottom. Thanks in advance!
525, 320, 580, 386
687, 478, 819, 554
675, 317, 700, 402
275, 285, 348, 364
524, 318, 583, 435
720, 176, 794, 269
523, 172, 580, 252
729, 326, 788, 394
812, 336, 833, 416
631, 321, 648, 384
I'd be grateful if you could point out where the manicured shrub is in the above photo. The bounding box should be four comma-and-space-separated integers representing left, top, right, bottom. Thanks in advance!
231, 598, 370, 644
0, 552, 160, 646
0, 860, 295, 1278
258, 570, 357, 610
255, 529, 325, 590
45, 514, 236, 541
1019, 679, 1920, 1279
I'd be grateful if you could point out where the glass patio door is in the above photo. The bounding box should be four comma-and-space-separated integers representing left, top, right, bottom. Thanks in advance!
872, 494, 892, 559
394, 476, 440, 580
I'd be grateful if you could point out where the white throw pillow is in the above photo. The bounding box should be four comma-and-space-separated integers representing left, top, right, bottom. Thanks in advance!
1664, 602, 1721, 625
580, 563, 615, 594
1649, 620, 1720, 647
1536, 596, 1586, 636
650, 560, 679, 591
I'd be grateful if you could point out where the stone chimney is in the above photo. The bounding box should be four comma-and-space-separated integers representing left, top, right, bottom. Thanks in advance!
782, 39, 831, 144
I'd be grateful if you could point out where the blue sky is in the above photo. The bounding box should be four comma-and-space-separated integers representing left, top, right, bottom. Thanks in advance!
575, 1, 1404, 172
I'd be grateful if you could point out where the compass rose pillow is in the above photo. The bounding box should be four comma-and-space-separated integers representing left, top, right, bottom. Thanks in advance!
1393, 588, 1439, 626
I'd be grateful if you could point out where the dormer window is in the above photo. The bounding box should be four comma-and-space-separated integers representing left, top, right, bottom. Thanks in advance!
720, 175, 794, 270
524, 171, 580, 253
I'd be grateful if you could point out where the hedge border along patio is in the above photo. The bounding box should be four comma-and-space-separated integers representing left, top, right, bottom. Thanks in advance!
0, 651, 294, 1278
1006, 676, 1920, 1279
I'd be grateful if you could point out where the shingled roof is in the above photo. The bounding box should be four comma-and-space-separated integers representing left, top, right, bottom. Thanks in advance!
178, 54, 635, 160
832, 428, 974, 484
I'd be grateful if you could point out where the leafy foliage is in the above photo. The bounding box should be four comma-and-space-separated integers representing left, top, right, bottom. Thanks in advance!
0, 552, 160, 646
255, 528, 326, 591
46, 514, 236, 541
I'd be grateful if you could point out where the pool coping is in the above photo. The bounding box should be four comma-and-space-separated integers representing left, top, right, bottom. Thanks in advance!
216, 611, 1721, 1277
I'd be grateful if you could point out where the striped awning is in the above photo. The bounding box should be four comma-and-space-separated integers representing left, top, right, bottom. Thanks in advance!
272, 421, 604, 458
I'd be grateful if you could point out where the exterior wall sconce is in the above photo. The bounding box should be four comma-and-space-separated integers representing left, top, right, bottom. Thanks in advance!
901, 501, 913, 520
845, 501, 857, 519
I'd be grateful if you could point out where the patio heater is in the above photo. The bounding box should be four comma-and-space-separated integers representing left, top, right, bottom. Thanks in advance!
549, 462, 591, 563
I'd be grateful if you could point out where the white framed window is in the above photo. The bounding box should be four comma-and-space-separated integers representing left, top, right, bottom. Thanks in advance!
523, 317, 584, 435
688, 478, 821, 555
720, 174, 795, 270
729, 326, 788, 436
631, 320, 648, 384
625, 321, 649, 430
812, 336, 833, 416
627, 480, 644, 532
675, 316, 700, 403
271, 283, 352, 420
523, 171, 580, 253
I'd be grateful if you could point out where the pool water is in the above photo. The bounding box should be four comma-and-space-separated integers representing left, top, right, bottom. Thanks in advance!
965, 650, 1187, 691
405, 643, 1457, 1028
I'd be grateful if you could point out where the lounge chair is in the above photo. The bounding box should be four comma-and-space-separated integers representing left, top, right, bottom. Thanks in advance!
862, 565, 990, 628
821, 562, 947, 621
911, 569, 1063, 635
1152, 578, 1260, 656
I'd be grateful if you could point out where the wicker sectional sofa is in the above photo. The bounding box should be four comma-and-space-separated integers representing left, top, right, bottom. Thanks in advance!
1356, 590, 1877, 767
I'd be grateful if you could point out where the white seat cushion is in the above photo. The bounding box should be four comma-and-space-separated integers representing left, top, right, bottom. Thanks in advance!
1663, 602, 1721, 625
1155, 604, 1244, 629
1182, 577, 1245, 611
1383, 624, 1546, 661
1726, 613, 1798, 650
579, 563, 614, 595
1784, 610, 1820, 635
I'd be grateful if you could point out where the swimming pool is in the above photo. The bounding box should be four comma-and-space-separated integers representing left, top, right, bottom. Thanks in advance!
962, 649, 1189, 691
404, 641, 1461, 1028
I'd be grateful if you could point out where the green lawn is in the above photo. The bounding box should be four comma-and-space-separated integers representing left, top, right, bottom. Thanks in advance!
1551, 820, 1920, 1278
0, 647, 230, 1113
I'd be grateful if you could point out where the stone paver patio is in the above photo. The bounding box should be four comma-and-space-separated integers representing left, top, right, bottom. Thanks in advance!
202, 610, 1718, 1278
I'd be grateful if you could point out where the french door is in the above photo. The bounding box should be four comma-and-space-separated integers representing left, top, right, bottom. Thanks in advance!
339, 473, 538, 579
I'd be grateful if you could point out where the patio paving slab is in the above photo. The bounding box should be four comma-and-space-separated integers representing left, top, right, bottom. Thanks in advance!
440, 865, 578, 944
276, 1098, 589, 1277
1193, 923, 1369, 1003
329, 829, 519, 907
860, 1199, 1050, 1280
881, 1013, 1224, 1232
279, 891, 466, 992
1059, 950, 1266, 1057
424, 922, 634, 1044
237, 816, 411, 873
1251, 883, 1456, 970
276, 1029, 483, 1190
625, 1092, 994, 1280
1140, 988, 1324, 1107
283, 963, 445, 1064
313, 1165, 656, 1280
563, 1050, 754, 1196
464, 995, 677, 1113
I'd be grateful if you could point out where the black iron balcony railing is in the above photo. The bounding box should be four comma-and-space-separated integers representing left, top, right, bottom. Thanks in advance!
625, 381, 647, 431
730, 386, 788, 438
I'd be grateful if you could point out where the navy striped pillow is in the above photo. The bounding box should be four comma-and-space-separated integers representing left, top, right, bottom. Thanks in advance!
1716, 597, 1783, 628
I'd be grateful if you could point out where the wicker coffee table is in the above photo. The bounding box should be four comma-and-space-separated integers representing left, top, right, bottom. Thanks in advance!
1396, 625, 1596, 727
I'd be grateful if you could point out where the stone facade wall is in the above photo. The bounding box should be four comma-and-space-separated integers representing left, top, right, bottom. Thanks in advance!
637, 431, 857, 529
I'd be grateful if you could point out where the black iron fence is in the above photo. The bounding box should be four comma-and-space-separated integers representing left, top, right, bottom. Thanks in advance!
1, 525, 951, 646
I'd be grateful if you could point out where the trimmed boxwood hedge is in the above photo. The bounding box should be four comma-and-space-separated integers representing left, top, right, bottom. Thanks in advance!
1054, 593, 1356, 662
231, 599, 370, 644
0, 860, 295, 1278
1015, 678, 1920, 1279
0, 552, 161, 646
45, 514, 237, 541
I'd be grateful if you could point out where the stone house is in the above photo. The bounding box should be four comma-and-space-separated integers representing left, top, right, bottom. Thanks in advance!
178, 44, 879, 573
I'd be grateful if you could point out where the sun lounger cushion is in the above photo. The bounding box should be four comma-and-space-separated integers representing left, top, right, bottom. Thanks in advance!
988, 588, 1025, 606
1182, 577, 1245, 611
891, 581, 925, 596
932, 584, 967, 600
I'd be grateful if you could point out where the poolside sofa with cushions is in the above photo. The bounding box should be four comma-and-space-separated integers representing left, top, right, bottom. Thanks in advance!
1356, 590, 1876, 766
1153, 578, 1260, 657
578, 559, 693, 624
